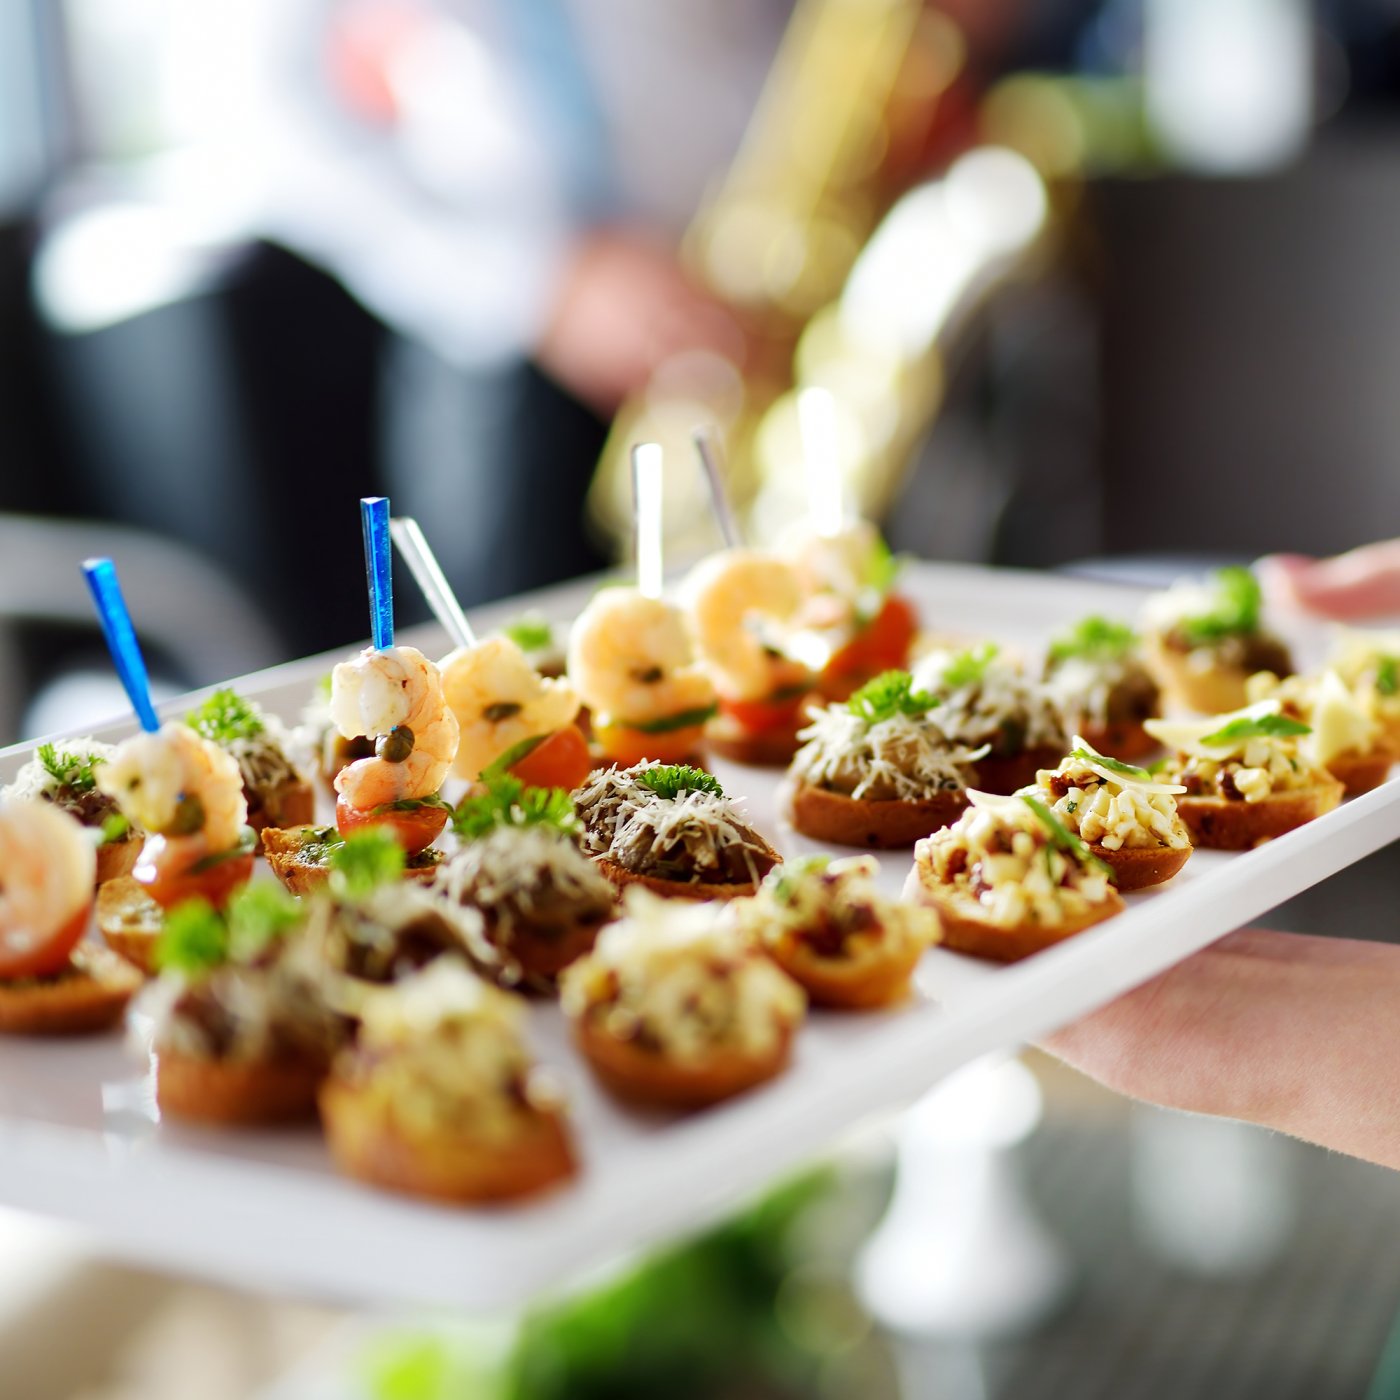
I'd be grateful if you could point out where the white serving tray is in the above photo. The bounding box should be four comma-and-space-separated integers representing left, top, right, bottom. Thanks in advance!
1, 563, 1396, 1311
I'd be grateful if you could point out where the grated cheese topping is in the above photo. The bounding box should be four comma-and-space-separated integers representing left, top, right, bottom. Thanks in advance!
912, 650, 1069, 754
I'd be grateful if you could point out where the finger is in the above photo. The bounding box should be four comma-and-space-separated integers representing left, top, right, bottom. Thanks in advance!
1258, 542, 1400, 620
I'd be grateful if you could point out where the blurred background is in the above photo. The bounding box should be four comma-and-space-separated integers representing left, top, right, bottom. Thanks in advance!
5, 0, 1400, 1395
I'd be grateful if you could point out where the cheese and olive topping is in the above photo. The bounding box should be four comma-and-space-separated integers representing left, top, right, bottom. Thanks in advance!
911, 646, 1068, 756
1024, 741, 1190, 852
913, 791, 1116, 929
1043, 618, 1158, 730
561, 890, 805, 1065
187, 689, 304, 802
1245, 669, 1383, 769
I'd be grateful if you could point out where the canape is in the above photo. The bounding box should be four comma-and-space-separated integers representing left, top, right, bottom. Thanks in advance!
428, 774, 616, 990
2, 737, 141, 884
787, 671, 982, 848
1042, 617, 1161, 760
904, 790, 1125, 962
912, 644, 1070, 793
1330, 629, 1400, 752
733, 854, 939, 1009
320, 959, 576, 1203
0, 801, 141, 1035
561, 890, 806, 1109
1246, 668, 1394, 796
1145, 703, 1344, 849
186, 689, 314, 849
574, 762, 780, 899
1141, 566, 1293, 714
1018, 739, 1192, 891
141, 883, 342, 1124
261, 823, 442, 896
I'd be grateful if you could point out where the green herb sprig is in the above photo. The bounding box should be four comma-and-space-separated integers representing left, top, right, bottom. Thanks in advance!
635, 764, 724, 800
1178, 567, 1262, 647
1048, 617, 1136, 664
37, 742, 104, 793
937, 643, 1000, 689
1377, 656, 1399, 699
186, 688, 265, 745
1069, 747, 1154, 782
846, 671, 938, 724
327, 829, 408, 898
502, 614, 555, 654
154, 883, 302, 977
452, 772, 581, 841
1199, 713, 1310, 747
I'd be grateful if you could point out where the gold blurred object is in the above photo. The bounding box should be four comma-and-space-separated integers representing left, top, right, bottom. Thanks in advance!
587, 0, 967, 559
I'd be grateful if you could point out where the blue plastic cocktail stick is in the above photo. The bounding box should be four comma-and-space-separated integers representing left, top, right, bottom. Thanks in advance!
82, 557, 160, 733
361, 496, 395, 650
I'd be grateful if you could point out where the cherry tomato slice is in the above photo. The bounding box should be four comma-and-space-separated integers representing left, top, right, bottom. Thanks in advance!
336, 797, 448, 857
134, 835, 256, 911
0, 901, 91, 980
594, 721, 706, 768
822, 593, 919, 696
718, 691, 808, 735
508, 724, 593, 791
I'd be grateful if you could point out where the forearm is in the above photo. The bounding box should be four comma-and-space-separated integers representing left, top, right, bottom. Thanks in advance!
1043, 929, 1400, 1170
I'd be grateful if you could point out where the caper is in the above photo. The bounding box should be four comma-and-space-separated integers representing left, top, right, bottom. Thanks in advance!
167, 793, 206, 836
377, 725, 415, 763
484, 701, 522, 722
635, 665, 664, 684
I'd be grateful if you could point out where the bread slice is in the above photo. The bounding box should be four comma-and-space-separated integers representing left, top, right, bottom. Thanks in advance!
595, 857, 772, 903
156, 1051, 324, 1125
246, 778, 316, 852
1089, 842, 1192, 892
0, 945, 142, 1036
261, 826, 440, 897
573, 1014, 793, 1109
1143, 640, 1250, 715
766, 937, 925, 1010
487, 909, 612, 986
1175, 780, 1344, 849
903, 871, 1124, 962
320, 1078, 576, 1203
973, 746, 1068, 795
789, 783, 966, 849
95, 876, 164, 975
94, 833, 141, 887
1326, 749, 1393, 798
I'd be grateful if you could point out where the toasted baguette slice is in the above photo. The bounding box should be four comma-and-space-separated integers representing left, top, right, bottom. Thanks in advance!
1142, 637, 1266, 715
1089, 842, 1192, 892
1176, 781, 1344, 850
1077, 722, 1158, 762
261, 826, 441, 896
0, 945, 142, 1036
973, 746, 1068, 796
246, 778, 316, 851
156, 1051, 324, 1125
706, 713, 806, 767
1326, 749, 1393, 798
320, 1078, 575, 1203
767, 938, 925, 1010
573, 1014, 792, 1109
789, 783, 966, 850
489, 910, 612, 986
903, 871, 1125, 962
96, 876, 164, 975
595, 857, 773, 902
94, 834, 141, 887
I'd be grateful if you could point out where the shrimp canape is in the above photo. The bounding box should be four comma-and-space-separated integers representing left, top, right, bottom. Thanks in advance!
912, 645, 1070, 794
1018, 740, 1192, 891
185, 689, 314, 849
575, 762, 780, 900
1043, 617, 1161, 760
320, 959, 576, 1203
140, 883, 343, 1124
904, 790, 1124, 962
1246, 668, 1394, 796
2, 738, 141, 884
684, 547, 816, 766
787, 671, 982, 849
562, 889, 805, 1109
733, 854, 939, 1009
0, 801, 141, 1035
1145, 702, 1344, 849
428, 773, 615, 991
1330, 629, 1400, 752
567, 587, 717, 768
1142, 566, 1293, 714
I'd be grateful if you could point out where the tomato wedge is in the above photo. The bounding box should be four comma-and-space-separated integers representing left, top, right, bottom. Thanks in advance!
134, 835, 256, 911
0, 901, 91, 980
594, 721, 706, 768
822, 593, 919, 695
508, 724, 593, 791
336, 797, 448, 857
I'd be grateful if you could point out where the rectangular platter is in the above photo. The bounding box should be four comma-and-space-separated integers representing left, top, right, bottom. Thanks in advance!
1, 561, 1396, 1311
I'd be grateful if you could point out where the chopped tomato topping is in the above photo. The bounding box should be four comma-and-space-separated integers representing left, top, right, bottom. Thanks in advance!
0, 902, 91, 980
336, 797, 447, 857
134, 835, 255, 911
593, 721, 706, 768
508, 724, 593, 791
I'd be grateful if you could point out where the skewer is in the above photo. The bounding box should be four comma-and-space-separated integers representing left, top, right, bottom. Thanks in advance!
82, 557, 160, 733
360, 496, 395, 651
631, 442, 665, 601
692, 426, 743, 549
389, 516, 476, 651
797, 387, 845, 539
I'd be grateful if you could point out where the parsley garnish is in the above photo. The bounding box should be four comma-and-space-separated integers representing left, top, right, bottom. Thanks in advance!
1178, 567, 1262, 647
1019, 794, 1115, 881
847, 671, 938, 724
937, 643, 1000, 689
153, 884, 300, 976
452, 771, 581, 841
1377, 656, 1399, 698
328, 829, 408, 898
186, 688, 264, 744
37, 742, 104, 793
1048, 616, 1136, 664
635, 764, 724, 800
502, 613, 555, 653
1070, 747, 1153, 782
1200, 713, 1311, 746
154, 898, 226, 976
100, 812, 130, 845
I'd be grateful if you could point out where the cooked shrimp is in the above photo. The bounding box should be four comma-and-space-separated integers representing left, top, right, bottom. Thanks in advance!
441, 635, 580, 780
0, 801, 94, 949
684, 548, 806, 700
331, 645, 460, 808
98, 724, 247, 851
567, 588, 715, 724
